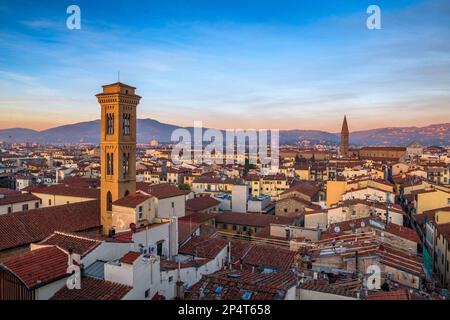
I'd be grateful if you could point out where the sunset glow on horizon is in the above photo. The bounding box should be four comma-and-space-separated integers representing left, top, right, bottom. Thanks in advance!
1, 0, 449, 132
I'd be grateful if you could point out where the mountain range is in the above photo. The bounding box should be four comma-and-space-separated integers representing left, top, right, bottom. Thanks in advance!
0, 119, 448, 146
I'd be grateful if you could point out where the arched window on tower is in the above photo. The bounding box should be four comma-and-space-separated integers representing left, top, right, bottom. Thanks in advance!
106, 113, 114, 135
106, 191, 112, 211
106, 153, 114, 176
106, 153, 111, 175
110, 153, 114, 175
123, 113, 131, 136
122, 152, 129, 177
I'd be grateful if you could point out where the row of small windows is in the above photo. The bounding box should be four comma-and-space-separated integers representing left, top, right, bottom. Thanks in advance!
106, 113, 132, 136
123, 113, 131, 136
6, 202, 40, 213
106, 113, 114, 135
106, 152, 131, 177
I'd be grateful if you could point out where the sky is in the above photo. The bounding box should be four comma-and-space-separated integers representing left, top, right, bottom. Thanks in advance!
0, 0, 449, 132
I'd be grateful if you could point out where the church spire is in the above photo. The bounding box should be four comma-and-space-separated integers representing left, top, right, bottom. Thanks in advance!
341, 115, 349, 133
339, 115, 349, 157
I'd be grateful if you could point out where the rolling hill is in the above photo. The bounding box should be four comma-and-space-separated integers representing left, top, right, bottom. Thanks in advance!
0, 119, 448, 146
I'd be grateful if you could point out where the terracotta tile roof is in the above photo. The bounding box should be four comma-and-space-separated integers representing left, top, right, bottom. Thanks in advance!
180, 236, 295, 272
325, 217, 421, 243
50, 277, 131, 300
254, 226, 290, 242
362, 289, 410, 300
0, 246, 69, 289
0, 200, 101, 252
281, 182, 320, 198
236, 242, 296, 272
178, 220, 201, 245
185, 269, 296, 300
60, 177, 100, 189
276, 196, 322, 211
300, 278, 360, 298
192, 176, 244, 184
159, 258, 210, 271
112, 193, 151, 208
24, 184, 100, 199
0, 188, 21, 196
0, 193, 40, 206
244, 174, 261, 182
186, 196, 220, 211
434, 222, 450, 242
345, 185, 392, 194
137, 183, 186, 199
114, 221, 170, 242
215, 212, 296, 228
179, 236, 227, 259
261, 174, 287, 181
38, 231, 102, 257
360, 146, 407, 151
180, 211, 215, 224
313, 236, 424, 276
119, 251, 142, 264
333, 198, 404, 214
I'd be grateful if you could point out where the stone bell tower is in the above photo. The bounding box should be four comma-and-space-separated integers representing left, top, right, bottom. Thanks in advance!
96, 82, 141, 235
339, 115, 349, 158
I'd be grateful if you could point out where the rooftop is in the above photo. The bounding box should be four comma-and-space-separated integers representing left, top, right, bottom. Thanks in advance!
185, 269, 296, 300
112, 193, 151, 208
38, 231, 102, 257
0, 200, 100, 252
24, 184, 100, 199
50, 276, 131, 300
119, 251, 142, 264
186, 196, 220, 212
137, 182, 186, 199
215, 212, 296, 228
0, 246, 69, 289
0, 192, 40, 206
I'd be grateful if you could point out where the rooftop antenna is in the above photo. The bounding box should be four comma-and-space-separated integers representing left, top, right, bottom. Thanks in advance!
118, 70, 120, 82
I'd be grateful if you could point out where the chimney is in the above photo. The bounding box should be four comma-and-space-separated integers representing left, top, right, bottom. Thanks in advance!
228, 241, 232, 270
175, 261, 185, 299
67, 248, 74, 266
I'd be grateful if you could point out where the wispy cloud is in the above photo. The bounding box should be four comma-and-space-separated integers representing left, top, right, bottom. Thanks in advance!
0, 0, 449, 131
20, 18, 59, 30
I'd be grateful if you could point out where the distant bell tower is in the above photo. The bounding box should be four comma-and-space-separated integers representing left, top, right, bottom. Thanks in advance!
339, 115, 349, 157
97, 82, 141, 235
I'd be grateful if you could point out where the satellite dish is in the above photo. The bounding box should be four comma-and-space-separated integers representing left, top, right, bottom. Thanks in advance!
334, 226, 341, 233
380, 232, 385, 238
361, 222, 366, 228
